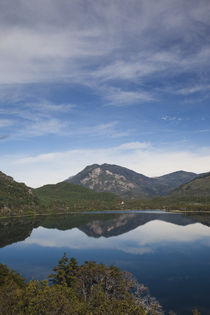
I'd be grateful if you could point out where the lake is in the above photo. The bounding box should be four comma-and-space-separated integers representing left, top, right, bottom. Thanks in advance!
0, 211, 210, 314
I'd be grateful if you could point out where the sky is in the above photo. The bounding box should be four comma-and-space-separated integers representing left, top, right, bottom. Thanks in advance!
0, 0, 210, 187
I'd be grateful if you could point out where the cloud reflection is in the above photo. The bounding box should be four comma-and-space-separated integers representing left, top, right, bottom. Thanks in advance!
20, 220, 210, 255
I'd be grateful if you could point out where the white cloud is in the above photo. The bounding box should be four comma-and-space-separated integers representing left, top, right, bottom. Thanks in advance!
0, 100, 75, 119
117, 142, 149, 150
1, 142, 210, 187
161, 116, 182, 121
104, 87, 154, 106
23, 118, 69, 137
24, 101, 76, 113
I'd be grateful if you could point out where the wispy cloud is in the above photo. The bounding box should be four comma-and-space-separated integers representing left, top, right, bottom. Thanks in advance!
0, 119, 14, 128
161, 116, 182, 121
175, 85, 210, 95
56, 121, 130, 138
104, 87, 154, 106
22, 118, 69, 137
24, 102, 76, 113
0, 99, 129, 139
92, 59, 160, 82
0, 100, 76, 137
0, 0, 210, 105
0, 100, 75, 119
78, 122, 129, 138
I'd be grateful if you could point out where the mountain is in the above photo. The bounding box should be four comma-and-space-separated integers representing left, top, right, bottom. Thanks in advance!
35, 181, 121, 211
154, 170, 198, 190
66, 164, 156, 198
170, 172, 210, 200
0, 171, 38, 216
65, 164, 198, 199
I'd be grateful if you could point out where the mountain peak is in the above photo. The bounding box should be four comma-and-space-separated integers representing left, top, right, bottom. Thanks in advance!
66, 163, 148, 198
66, 163, 199, 199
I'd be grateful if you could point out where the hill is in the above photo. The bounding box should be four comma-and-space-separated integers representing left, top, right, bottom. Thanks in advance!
35, 181, 121, 211
128, 173, 210, 212
154, 170, 198, 191
170, 172, 210, 200
66, 164, 198, 199
0, 171, 38, 216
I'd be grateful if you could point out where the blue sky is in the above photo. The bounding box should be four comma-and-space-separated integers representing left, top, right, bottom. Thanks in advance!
1, 0, 210, 187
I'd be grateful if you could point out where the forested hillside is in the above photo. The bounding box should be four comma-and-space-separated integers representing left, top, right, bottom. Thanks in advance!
35, 182, 121, 211
170, 172, 210, 200
0, 171, 38, 216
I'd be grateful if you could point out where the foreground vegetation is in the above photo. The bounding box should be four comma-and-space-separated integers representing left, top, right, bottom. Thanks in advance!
0, 254, 162, 314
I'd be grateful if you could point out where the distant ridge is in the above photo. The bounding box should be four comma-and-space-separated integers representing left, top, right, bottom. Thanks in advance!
66, 163, 198, 199
170, 172, 210, 199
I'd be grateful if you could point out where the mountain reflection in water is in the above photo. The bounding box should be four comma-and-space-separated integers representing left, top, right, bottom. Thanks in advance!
1, 211, 210, 314
0, 211, 198, 247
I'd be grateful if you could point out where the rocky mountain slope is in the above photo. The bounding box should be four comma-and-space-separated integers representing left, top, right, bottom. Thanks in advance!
0, 171, 38, 216
66, 164, 198, 199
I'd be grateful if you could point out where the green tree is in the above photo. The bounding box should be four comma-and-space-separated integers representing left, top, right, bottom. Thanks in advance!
0, 263, 25, 314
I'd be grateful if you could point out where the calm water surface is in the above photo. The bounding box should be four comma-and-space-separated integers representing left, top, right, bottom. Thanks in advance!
0, 211, 210, 314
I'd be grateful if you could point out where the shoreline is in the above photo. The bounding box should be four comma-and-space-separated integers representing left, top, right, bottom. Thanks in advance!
1, 208, 210, 220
